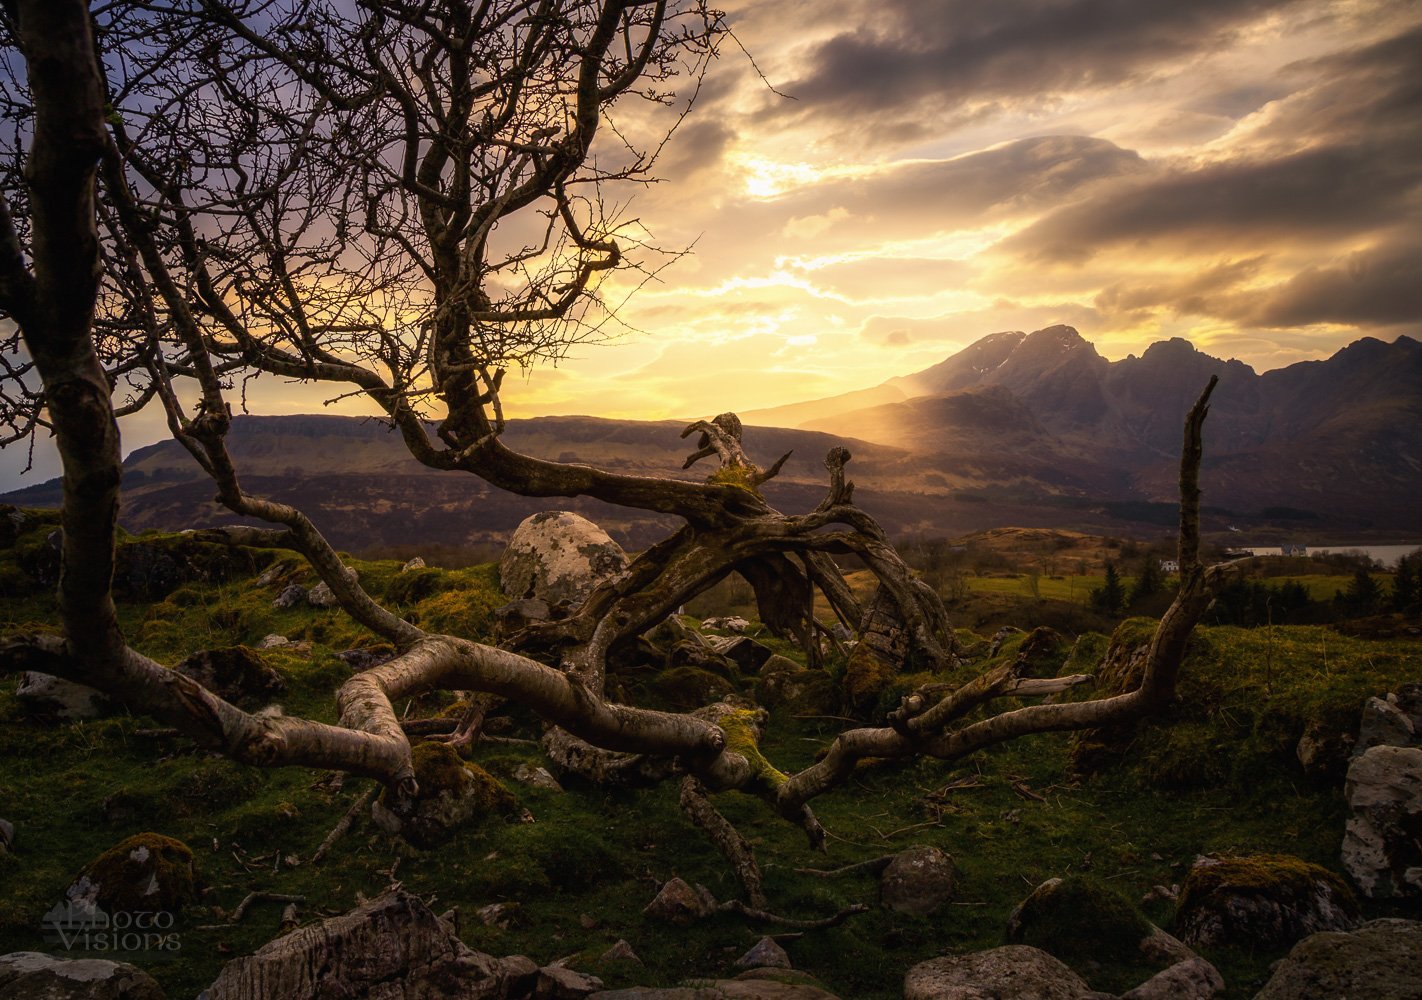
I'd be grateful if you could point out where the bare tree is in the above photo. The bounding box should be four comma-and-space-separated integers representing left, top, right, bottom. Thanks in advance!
0, 0, 1234, 903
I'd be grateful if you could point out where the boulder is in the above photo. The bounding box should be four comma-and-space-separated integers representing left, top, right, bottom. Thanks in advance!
757, 669, 837, 716
68, 834, 197, 915
271, 584, 307, 610
402, 557, 427, 572
880, 845, 956, 916
1006, 875, 1162, 970
904, 946, 1092, 1000
0, 952, 165, 1000
1342, 745, 1422, 898
475, 902, 520, 929
734, 937, 791, 970
257, 634, 290, 649
173, 647, 285, 709
650, 667, 734, 710
205, 891, 537, 1000
371, 743, 515, 848
1175, 854, 1360, 949
499, 512, 628, 606
1296, 720, 1355, 782
1253, 918, 1422, 1000
642, 877, 718, 927
1118, 958, 1223, 1000
306, 581, 339, 608
15, 672, 111, 720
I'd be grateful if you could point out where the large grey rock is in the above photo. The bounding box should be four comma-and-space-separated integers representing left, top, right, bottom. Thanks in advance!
1118, 958, 1223, 1000
880, 845, 957, 915
905, 946, 1091, 1000
306, 581, 339, 608
1342, 745, 1422, 898
205, 891, 535, 1000
499, 512, 628, 606
15, 673, 111, 720
0, 952, 164, 1000
1176, 854, 1360, 949
1253, 918, 1422, 1000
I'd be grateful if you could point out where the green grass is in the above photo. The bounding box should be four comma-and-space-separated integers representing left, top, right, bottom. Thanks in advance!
1, 514, 1417, 998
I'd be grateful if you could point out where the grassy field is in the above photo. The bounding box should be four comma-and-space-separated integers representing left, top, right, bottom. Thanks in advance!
1, 515, 1417, 998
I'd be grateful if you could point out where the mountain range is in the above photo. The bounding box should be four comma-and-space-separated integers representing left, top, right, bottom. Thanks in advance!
4, 327, 1418, 552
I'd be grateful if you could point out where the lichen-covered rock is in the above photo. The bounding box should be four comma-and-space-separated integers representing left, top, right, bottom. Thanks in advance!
173, 647, 285, 709
880, 845, 956, 915
642, 877, 718, 927
257, 633, 290, 649
15, 672, 112, 720
735, 936, 791, 970
306, 581, 339, 607
205, 891, 537, 1000
1297, 720, 1355, 782
903, 945, 1091, 1000
512, 763, 564, 792
701, 616, 751, 634
402, 556, 427, 572
334, 647, 395, 671
371, 743, 515, 848
1253, 918, 1422, 1000
499, 511, 628, 606
0, 951, 165, 1000
69, 834, 197, 915
1175, 854, 1360, 949
1118, 957, 1223, 1000
1007, 875, 1157, 969
1342, 744, 1422, 898
271, 584, 307, 609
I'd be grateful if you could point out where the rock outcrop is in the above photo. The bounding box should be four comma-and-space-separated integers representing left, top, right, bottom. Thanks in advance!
0, 951, 165, 1000
1342, 745, 1422, 898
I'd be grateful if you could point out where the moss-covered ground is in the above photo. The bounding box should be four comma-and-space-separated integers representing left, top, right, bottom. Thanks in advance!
1, 511, 1418, 998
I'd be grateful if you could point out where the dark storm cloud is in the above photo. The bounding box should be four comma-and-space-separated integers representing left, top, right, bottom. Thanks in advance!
1248, 234, 1422, 328
774, 0, 1299, 125
1000, 16, 1422, 264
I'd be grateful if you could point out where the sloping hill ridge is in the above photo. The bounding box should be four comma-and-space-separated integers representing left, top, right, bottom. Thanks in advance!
5, 329, 1418, 550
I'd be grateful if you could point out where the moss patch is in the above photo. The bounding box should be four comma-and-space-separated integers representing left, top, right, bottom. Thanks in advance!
1008, 875, 1153, 965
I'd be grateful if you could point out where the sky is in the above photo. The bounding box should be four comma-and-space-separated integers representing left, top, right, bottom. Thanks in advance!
3, 0, 1421, 490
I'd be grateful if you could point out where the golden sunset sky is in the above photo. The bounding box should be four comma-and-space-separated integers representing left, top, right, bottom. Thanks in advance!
4, 0, 1421, 489
495, 0, 1421, 423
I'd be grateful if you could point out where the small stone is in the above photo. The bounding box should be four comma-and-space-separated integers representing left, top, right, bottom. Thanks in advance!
535, 965, 603, 998
599, 939, 642, 964
578, 913, 598, 930
272, 584, 307, 609
401, 557, 427, 572
735, 936, 791, 970
334, 648, 395, 671
257, 634, 291, 649
880, 845, 956, 915
643, 877, 718, 927
307, 581, 339, 607
512, 764, 564, 792
1119, 957, 1224, 1000
476, 901, 520, 929
702, 616, 751, 634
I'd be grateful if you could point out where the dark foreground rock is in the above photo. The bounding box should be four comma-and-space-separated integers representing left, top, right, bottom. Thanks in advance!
1175, 854, 1359, 949
1252, 918, 1422, 1000
903, 945, 1091, 1000
205, 891, 536, 1000
0, 952, 164, 1000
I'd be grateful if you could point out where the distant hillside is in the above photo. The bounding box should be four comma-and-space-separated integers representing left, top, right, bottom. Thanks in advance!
6, 329, 1418, 551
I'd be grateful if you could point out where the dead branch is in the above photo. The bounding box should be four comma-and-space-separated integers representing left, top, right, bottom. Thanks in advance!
679, 776, 767, 909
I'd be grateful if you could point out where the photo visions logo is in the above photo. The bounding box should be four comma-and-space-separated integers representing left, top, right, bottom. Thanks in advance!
40, 878, 181, 958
